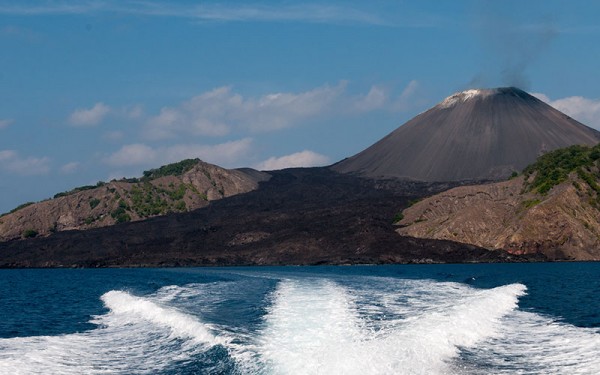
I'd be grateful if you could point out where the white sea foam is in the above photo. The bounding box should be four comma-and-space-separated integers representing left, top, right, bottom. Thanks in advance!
99, 290, 219, 344
0, 288, 222, 374
254, 279, 526, 375
1, 277, 599, 375
461, 310, 600, 374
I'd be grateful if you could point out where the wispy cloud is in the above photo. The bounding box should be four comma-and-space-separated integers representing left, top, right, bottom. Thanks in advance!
69, 102, 110, 127
0, 1, 391, 26
0, 25, 41, 41
104, 138, 253, 169
143, 80, 421, 140
144, 83, 347, 140
0, 150, 50, 175
533, 93, 600, 129
0, 119, 13, 129
255, 150, 330, 171
0, 1, 108, 15
59, 161, 80, 174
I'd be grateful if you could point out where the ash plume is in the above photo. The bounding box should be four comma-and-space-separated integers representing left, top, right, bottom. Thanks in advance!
471, 1, 558, 90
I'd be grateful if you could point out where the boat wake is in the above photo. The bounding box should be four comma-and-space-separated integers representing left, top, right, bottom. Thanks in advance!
0, 276, 598, 374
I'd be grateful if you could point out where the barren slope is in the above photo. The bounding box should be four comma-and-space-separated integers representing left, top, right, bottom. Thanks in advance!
0, 159, 269, 241
397, 145, 600, 260
0, 168, 535, 268
333, 88, 600, 181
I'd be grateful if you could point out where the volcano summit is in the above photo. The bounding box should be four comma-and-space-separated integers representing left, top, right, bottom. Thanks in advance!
333, 87, 600, 182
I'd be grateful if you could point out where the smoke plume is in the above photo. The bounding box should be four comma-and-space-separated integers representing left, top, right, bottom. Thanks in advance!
471, 1, 558, 90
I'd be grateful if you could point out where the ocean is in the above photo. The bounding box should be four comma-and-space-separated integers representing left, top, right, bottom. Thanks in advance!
0, 263, 598, 374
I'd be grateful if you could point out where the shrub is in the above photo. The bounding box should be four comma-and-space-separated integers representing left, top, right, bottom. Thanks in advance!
174, 201, 187, 211
89, 198, 101, 209
142, 159, 199, 180
392, 212, 404, 223
1, 202, 35, 217
523, 145, 599, 194
22, 229, 38, 238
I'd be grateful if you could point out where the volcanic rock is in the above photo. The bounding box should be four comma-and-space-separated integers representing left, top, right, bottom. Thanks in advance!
0, 159, 269, 241
333, 87, 600, 181
397, 145, 600, 260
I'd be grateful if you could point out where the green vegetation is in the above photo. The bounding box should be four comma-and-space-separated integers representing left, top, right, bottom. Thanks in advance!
142, 159, 199, 180
523, 144, 600, 194
89, 198, 101, 209
84, 216, 97, 225
22, 229, 38, 238
125, 181, 193, 218
51, 159, 199, 201
1, 201, 35, 217
129, 184, 169, 216
392, 212, 404, 223
111, 199, 131, 223
407, 198, 422, 207
174, 200, 187, 211
54, 181, 105, 199
522, 199, 541, 209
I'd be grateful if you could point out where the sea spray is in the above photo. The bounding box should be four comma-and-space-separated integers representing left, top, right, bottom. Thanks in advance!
100, 290, 220, 345
254, 279, 526, 375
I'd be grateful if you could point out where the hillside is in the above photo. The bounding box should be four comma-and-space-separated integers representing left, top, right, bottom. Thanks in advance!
397, 145, 600, 260
0, 159, 269, 241
0, 168, 535, 268
333, 87, 600, 181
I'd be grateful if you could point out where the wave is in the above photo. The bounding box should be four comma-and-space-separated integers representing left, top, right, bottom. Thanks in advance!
99, 290, 220, 344
252, 279, 526, 375
0, 287, 224, 374
461, 309, 600, 374
1, 276, 598, 374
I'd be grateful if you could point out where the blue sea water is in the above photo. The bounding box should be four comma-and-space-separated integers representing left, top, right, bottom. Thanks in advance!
0, 263, 599, 374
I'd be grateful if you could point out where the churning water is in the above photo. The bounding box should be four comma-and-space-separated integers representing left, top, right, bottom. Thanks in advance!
0, 264, 598, 374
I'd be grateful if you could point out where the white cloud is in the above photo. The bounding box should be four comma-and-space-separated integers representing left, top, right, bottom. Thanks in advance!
104, 138, 253, 168
255, 150, 330, 171
60, 162, 81, 174
123, 104, 144, 119
354, 85, 388, 112
69, 102, 111, 127
0, 2, 389, 26
0, 150, 50, 175
104, 144, 155, 167
0, 119, 13, 129
533, 93, 600, 129
144, 83, 347, 139
392, 80, 421, 111
143, 81, 423, 141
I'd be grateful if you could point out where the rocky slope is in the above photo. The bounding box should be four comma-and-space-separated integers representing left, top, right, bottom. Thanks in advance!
397, 145, 600, 260
0, 159, 269, 241
0, 167, 537, 268
333, 87, 600, 181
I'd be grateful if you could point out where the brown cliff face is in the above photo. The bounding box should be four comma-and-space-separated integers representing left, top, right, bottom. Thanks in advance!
0, 159, 269, 241
332, 87, 600, 181
397, 174, 600, 260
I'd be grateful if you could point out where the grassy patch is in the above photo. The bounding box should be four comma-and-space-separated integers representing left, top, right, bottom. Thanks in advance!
522, 199, 541, 209
523, 144, 600, 194
392, 212, 404, 223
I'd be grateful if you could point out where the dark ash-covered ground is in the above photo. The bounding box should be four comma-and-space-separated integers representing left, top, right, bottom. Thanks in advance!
0, 168, 543, 267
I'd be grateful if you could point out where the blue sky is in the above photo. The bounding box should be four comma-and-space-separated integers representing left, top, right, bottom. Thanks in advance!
1, 0, 600, 212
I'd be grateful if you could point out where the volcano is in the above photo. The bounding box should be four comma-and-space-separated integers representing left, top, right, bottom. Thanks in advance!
332, 87, 600, 181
